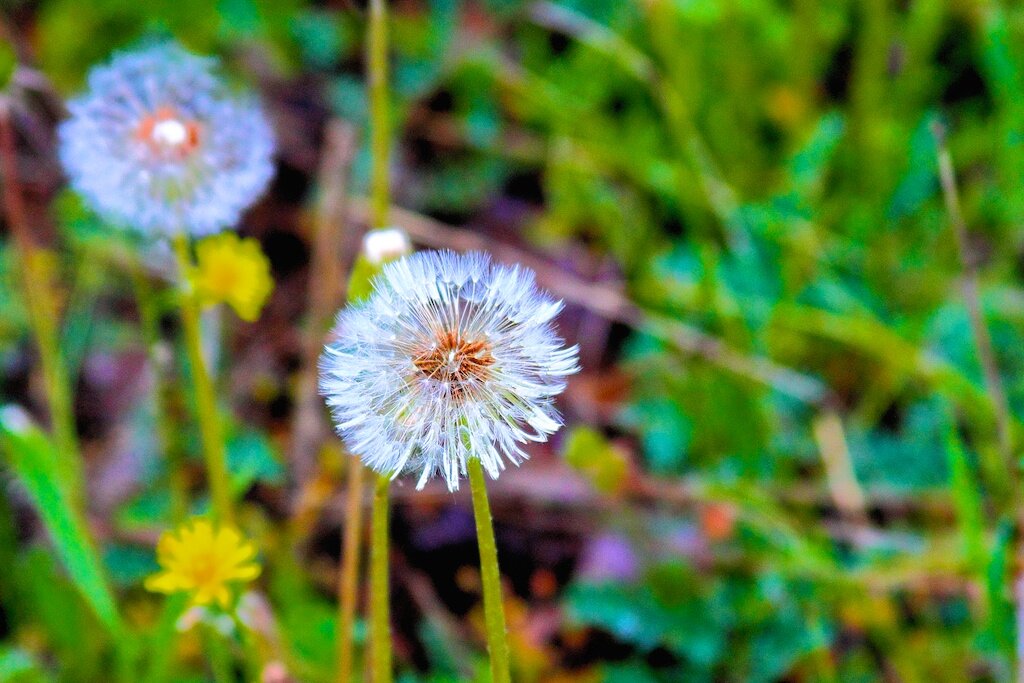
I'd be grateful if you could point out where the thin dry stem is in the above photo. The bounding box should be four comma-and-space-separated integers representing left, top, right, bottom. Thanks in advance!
812, 411, 867, 521
289, 119, 357, 485
0, 98, 84, 507
934, 122, 1020, 676
934, 125, 1014, 469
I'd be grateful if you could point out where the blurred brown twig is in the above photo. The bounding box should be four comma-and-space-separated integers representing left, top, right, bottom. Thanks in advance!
289, 120, 358, 487
347, 197, 832, 408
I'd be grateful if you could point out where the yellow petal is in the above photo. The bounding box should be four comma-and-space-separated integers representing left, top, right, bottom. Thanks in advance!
145, 571, 185, 595
229, 563, 261, 582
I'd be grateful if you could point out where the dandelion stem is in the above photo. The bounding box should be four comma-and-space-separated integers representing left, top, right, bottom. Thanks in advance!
230, 613, 263, 683
365, 2, 393, 682
130, 264, 188, 522
171, 233, 233, 526
204, 625, 234, 683
0, 99, 85, 509
368, 0, 391, 229
336, 457, 365, 683
467, 457, 512, 683
369, 473, 392, 683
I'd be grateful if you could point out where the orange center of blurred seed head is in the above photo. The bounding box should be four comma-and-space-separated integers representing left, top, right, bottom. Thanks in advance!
413, 330, 495, 396
136, 106, 201, 157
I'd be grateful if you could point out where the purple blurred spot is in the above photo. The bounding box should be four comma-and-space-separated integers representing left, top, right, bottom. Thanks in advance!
410, 507, 476, 550
576, 533, 638, 583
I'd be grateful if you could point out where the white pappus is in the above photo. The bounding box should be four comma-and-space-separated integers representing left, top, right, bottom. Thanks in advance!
58, 42, 274, 237
319, 250, 580, 491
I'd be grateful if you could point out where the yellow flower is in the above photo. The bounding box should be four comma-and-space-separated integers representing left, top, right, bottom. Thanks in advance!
192, 233, 273, 322
145, 518, 261, 608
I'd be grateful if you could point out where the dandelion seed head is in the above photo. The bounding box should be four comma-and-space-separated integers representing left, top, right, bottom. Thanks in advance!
319, 250, 580, 491
58, 42, 275, 237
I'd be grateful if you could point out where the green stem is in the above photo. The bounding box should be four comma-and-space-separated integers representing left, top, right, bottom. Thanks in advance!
230, 612, 263, 683
467, 457, 511, 683
336, 458, 366, 683
0, 101, 84, 509
114, 636, 138, 683
365, 3, 393, 682
368, 0, 391, 229
142, 594, 187, 683
130, 264, 188, 522
171, 234, 233, 526
370, 473, 392, 683
204, 625, 234, 683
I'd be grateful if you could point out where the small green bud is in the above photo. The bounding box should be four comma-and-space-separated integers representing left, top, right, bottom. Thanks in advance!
346, 227, 411, 303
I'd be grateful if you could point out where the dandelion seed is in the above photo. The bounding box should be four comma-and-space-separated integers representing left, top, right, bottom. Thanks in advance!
58, 42, 274, 237
145, 518, 260, 608
319, 250, 580, 491
192, 232, 274, 321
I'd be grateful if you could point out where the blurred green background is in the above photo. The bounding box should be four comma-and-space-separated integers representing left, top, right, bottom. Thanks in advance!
3, 0, 1024, 680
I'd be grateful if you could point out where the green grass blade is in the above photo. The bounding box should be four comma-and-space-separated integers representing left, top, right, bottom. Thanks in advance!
943, 420, 985, 571
0, 406, 124, 639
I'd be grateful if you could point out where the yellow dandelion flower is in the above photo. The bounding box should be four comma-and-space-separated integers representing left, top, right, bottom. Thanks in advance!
192, 233, 273, 322
145, 518, 261, 608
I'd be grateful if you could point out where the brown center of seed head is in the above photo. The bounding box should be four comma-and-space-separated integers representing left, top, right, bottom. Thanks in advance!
413, 329, 495, 396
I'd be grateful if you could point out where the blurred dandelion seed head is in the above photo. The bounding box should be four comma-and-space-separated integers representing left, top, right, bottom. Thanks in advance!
145, 518, 261, 609
58, 42, 275, 237
319, 250, 580, 491
0, 405, 32, 435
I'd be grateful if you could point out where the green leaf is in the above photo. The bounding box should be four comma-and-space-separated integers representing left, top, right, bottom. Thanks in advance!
226, 430, 286, 497
603, 662, 662, 683
982, 518, 1015, 659
788, 111, 844, 199
346, 254, 382, 304
561, 426, 628, 494
289, 9, 346, 69
346, 240, 410, 305
0, 646, 54, 683
620, 395, 691, 475
13, 548, 103, 679
0, 39, 15, 91
887, 113, 940, 221
103, 544, 159, 587
0, 407, 124, 638
943, 420, 985, 571
0, 243, 29, 349
269, 550, 339, 677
